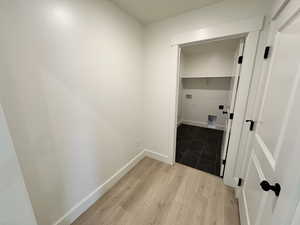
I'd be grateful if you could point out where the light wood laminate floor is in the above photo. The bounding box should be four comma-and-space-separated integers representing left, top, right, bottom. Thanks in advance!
72, 157, 240, 225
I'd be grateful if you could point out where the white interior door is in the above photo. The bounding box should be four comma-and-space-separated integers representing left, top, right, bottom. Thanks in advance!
220, 39, 244, 176
233, 25, 271, 185
239, 2, 300, 225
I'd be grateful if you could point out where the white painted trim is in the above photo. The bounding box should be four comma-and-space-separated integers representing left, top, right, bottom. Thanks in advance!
234, 187, 240, 199
172, 16, 264, 46
291, 201, 300, 225
239, 189, 250, 225
53, 150, 145, 225
170, 45, 181, 167
272, 0, 290, 20
144, 149, 172, 165
276, 0, 300, 32
223, 31, 261, 187
177, 119, 183, 127
181, 120, 225, 131
180, 74, 234, 78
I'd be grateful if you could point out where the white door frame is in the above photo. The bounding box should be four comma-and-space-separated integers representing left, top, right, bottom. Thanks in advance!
169, 16, 264, 187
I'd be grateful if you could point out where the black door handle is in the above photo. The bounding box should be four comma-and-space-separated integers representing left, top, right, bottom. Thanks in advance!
246, 119, 255, 131
260, 180, 281, 196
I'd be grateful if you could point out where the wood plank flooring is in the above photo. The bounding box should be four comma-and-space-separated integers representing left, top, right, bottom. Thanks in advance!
72, 157, 240, 225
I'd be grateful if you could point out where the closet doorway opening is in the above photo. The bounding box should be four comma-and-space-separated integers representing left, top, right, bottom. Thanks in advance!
176, 37, 244, 177
171, 17, 263, 186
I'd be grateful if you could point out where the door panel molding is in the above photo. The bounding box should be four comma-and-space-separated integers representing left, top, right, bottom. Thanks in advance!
239, 2, 300, 225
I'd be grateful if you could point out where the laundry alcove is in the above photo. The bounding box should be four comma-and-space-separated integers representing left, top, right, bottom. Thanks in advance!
176, 37, 243, 176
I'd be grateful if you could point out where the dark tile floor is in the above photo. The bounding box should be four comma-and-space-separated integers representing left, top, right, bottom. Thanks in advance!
176, 124, 224, 176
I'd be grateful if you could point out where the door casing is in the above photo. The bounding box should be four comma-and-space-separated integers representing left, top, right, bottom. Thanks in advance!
170, 16, 264, 187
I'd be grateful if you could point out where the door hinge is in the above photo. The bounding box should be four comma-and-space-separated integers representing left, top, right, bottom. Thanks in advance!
229, 113, 234, 120
238, 56, 243, 64
246, 120, 255, 131
222, 159, 226, 165
264, 46, 270, 59
238, 178, 243, 187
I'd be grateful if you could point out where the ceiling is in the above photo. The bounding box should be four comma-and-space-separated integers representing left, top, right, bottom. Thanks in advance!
111, 0, 224, 24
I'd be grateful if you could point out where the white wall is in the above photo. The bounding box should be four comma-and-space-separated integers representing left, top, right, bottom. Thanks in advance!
0, 104, 37, 225
143, 0, 273, 160
181, 38, 239, 76
179, 39, 239, 129
0, 1, 143, 225
180, 78, 231, 129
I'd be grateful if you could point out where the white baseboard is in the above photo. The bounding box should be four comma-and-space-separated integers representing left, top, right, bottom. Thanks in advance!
181, 120, 225, 131
53, 150, 145, 225
144, 149, 172, 165
177, 119, 183, 127
52, 149, 171, 225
